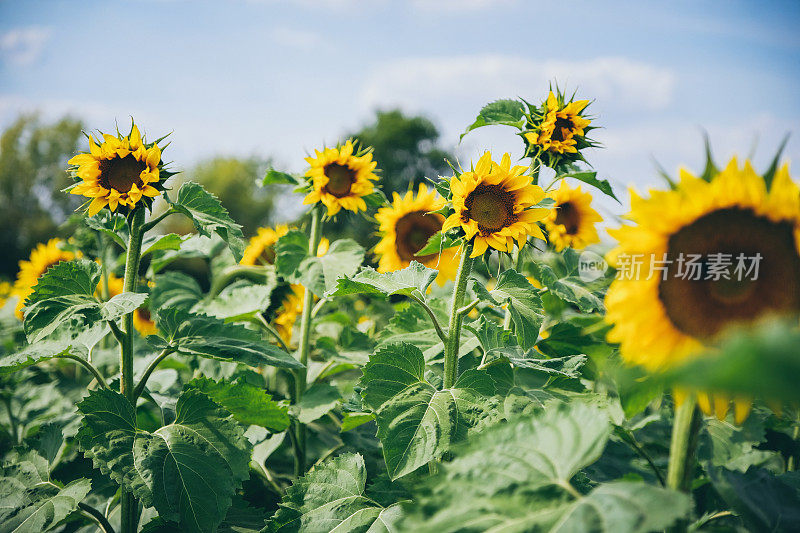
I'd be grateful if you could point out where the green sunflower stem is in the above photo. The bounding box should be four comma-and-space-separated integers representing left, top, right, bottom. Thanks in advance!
292, 204, 323, 476
443, 242, 473, 389
502, 248, 523, 330
119, 206, 146, 533
667, 395, 701, 494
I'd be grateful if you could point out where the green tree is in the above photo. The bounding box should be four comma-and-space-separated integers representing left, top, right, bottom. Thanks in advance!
162, 157, 278, 238
348, 109, 453, 197
320, 109, 455, 253
0, 114, 84, 278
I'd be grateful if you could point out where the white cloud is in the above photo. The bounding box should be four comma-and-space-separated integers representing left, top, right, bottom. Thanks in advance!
270, 27, 323, 50
361, 55, 676, 118
0, 27, 52, 66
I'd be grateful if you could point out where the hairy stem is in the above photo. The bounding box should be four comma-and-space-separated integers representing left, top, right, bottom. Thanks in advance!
443, 243, 473, 389
79, 502, 116, 533
57, 354, 110, 390
667, 395, 701, 493
119, 207, 146, 533
132, 348, 176, 400
292, 205, 323, 476
409, 294, 447, 343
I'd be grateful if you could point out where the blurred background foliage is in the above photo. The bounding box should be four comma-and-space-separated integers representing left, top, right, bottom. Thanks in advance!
0, 114, 84, 278
0, 108, 453, 280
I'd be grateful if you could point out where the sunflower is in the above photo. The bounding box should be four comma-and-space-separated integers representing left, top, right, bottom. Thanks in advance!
273, 284, 304, 345
104, 274, 158, 337
13, 239, 76, 320
375, 183, 457, 284
302, 140, 379, 216
544, 180, 602, 251
241, 225, 290, 266
68, 124, 164, 216
605, 158, 800, 422
524, 91, 591, 155
242, 225, 328, 266
442, 152, 549, 258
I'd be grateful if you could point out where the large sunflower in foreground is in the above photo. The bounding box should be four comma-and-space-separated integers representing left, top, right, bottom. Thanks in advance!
303, 140, 379, 216
605, 158, 800, 422
544, 180, 602, 251
375, 184, 457, 284
443, 152, 548, 258
104, 274, 157, 337
524, 91, 591, 155
13, 239, 76, 320
68, 124, 164, 216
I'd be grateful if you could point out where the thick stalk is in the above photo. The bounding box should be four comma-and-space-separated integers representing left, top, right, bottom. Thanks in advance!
119, 207, 145, 533
292, 205, 323, 476
443, 243, 473, 389
667, 395, 701, 493
502, 249, 523, 330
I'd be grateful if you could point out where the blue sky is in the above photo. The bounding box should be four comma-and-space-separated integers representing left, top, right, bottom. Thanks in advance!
1, 0, 799, 221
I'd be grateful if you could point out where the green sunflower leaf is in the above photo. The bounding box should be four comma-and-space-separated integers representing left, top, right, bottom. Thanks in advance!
142, 233, 185, 257
556, 170, 620, 202
461, 99, 526, 139
263, 168, 302, 186
186, 377, 290, 432
360, 342, 498, 479
167, 182, 246, 262
276, 231, 365, 297
77, 387, 252, 533
471, 269, 544, 349
0, 474, 91, 533
415, 231, 462, 257
22, 259, 144, 345
150, 271, 203, 311
529, 262, 603, 313
327, 261, 437, 300
400, 401, 689, 533
153, 307, 303, 369
294, 382, 341, 424
268, 453, 402, 533
192, 279, 275, 321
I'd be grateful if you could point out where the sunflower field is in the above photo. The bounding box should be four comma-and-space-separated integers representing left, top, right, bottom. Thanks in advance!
1, 88, 799, 533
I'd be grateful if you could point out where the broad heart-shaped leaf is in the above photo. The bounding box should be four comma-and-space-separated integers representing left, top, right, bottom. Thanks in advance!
77, 388, 252, 533
0, 339, 78, 374
142, 233, 185, 257
529, 262, 603, 313
0, 449, 92, 533
402, 482, 689, 533
471, 269, 544, 349
360, 343, 498, 480
269, 453, 402, 533
153, 307, 303, 369
662, 319, 800, 403
167, 181, 245, 262
461, 98, 525, 139
22, 259, 145, 344
263, 168, 302, 186
485, 347, 586, 380
186, 377, 290, 432
300, 240, 365, 297
192, 280, 274, 321
709, 466, 800, 532
556, 170, 620, 203
326, 262, 437, 300
151, 271, 203, 311
295, 383, 341, 424
276, 231, 366, 297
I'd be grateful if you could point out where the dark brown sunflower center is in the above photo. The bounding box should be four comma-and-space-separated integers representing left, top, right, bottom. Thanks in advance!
658, 207, 800, 340
323, 163, 356, 198
552, 116, 574, 142
554, 201, 580, 235
258, 246, 277, 265
465, 184, 515, 233
99, 154, 145, 193
395, 211, 442, 262
137, 307, 151, 322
